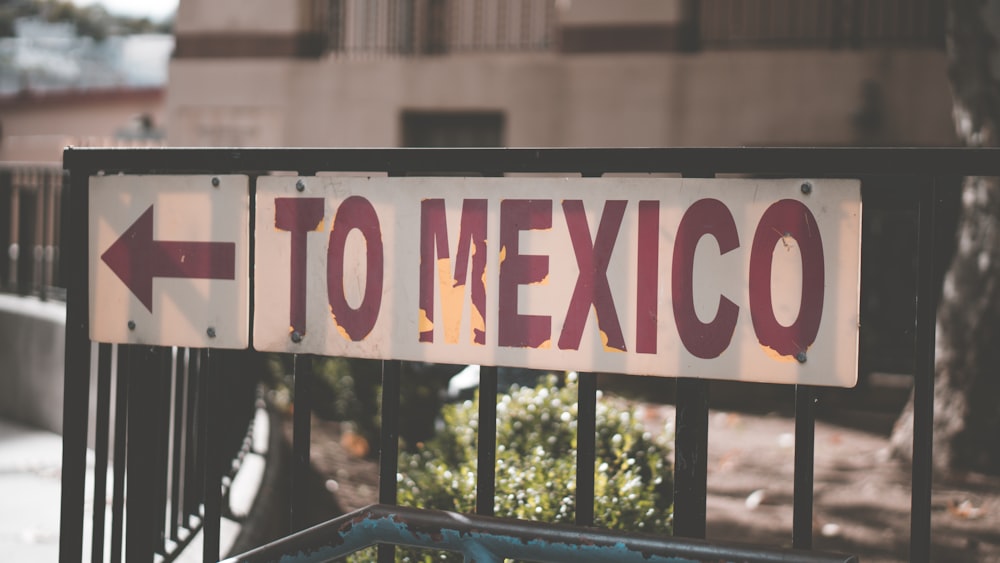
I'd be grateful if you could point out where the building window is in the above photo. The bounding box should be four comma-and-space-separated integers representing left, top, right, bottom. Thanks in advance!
402, 111, 505, 147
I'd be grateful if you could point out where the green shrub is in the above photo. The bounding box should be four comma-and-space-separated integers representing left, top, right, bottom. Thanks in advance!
391, 373, 673, 562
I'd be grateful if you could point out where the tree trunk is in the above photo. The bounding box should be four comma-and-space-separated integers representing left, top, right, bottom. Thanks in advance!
891, 0, 1000, 475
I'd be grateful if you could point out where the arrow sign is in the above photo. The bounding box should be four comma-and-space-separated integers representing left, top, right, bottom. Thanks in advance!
101, 204, 236, 312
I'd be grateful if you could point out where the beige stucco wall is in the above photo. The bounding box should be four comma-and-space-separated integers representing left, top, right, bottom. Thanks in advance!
166, 48, 956, 149
175, 0, 310, 34
555, 0, 686, 26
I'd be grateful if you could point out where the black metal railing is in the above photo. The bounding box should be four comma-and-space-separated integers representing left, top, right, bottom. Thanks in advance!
50, 153, 263, 562
60, 146, 987, 562
0, 164, 64, 299
84, 345, 260, 563
0, 161, 260, 562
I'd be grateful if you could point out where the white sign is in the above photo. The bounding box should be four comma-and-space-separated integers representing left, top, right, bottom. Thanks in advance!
253, 176, 861, 387
89, 175, 250, 349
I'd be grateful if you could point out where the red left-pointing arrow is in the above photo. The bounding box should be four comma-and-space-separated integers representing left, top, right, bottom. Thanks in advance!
101, 205, 236, 313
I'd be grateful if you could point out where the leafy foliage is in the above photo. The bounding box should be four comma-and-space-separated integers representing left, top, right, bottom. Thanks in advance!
391, 374, 673, 562
0, 0, 171, 40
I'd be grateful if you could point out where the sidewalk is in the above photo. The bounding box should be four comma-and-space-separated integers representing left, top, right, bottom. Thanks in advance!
0, 417, 63, 562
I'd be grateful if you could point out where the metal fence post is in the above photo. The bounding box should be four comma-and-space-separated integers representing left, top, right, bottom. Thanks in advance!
378, 359, 402, 563
477, 365, 498, 517
125, 345, 162, 562
673, 169, 714, 540
204, 349, 225, 562
910, 178, 938, 563
793, 385, 818, 549
291, 354, 313, 533
58, 163, 91, 563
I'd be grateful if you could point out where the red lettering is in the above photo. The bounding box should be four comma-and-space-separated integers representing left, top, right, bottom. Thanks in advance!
419, 199, 488, 345
636, 200, 659, 354
558, 200, 627, 351
748, 199, 824, 359
498, 200, 551, 348
327, 196, 383, 341
672, 198, 740, 359
274, 197, 325, 337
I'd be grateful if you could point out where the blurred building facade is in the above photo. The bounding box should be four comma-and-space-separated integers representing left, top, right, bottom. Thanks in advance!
167, 0, 956, 148
0, 87, 164, 162
0, 18, 172, 162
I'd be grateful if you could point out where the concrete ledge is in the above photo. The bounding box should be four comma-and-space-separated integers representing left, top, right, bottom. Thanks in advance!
0, 294, 66, 434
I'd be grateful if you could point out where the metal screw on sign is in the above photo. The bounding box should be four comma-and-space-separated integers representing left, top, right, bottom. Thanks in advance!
127, 320, 136, 331
207, 327, 217, 338
290, 331, 303, 343
796, 351, 807, 364
296, 180, 306, 192
212, 177, 220, 188
800, 181, 812, 195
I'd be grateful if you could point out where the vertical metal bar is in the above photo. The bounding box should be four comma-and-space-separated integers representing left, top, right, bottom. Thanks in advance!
910, 178, 937, 563
793, 384, 817, 549
573, 168, 602, 528
673, 168, 712, 540
154, 349, 173, 552
196, 348, 211, 529
38, 171, 51, 300
180, 349, 201, 527
476, 365, 498, 516
0, 168, 10, 288
52, 172, 63, 289
58, 165, 90, 563
8, 176, 19, 291
17, 170, 35, 296
378, 359, 402, 563
575, 371, 597, 527
43, 169, 56, 295
203, 349, 224, 563
125, 345, 160, 563
33, 169, 44, 295
90, 343, 113, 563
290, 354, 313, 533
183, 349, 202, 525
673, 378, 709, 538
111, 345, 129, 563
380, 165, 408, 561
170, 348, 187, 541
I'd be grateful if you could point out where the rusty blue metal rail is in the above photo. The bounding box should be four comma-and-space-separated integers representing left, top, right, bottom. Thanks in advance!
223, 503, 858, 563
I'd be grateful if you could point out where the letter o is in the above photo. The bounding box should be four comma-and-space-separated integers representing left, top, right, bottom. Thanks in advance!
327, 196, 383, 341
748, 199, 824, 358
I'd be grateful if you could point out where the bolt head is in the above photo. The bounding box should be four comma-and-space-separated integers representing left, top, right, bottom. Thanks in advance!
291, 331, 303, 343
800, 182, 812, 195
127, 320, 136, 331
295, 180, 306, 192
795, 352, 807, 364
207, 327, 216, 338
211, 177, 220, 187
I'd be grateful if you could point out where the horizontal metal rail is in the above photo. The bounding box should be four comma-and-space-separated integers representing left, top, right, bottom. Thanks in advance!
224, 503, 858, 563
62, 146, 1000, 176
